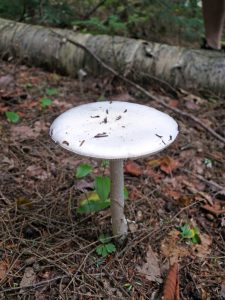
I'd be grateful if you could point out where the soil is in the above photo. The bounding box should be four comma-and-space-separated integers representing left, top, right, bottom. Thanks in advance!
0, 60, 224, 300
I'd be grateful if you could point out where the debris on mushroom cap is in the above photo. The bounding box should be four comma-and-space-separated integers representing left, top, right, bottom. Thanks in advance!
50, 101, 179, 160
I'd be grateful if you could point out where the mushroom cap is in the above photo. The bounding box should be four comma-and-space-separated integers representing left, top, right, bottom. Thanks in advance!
50, 101, 178, 160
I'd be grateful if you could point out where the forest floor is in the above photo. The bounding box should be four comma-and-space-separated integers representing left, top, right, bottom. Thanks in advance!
0, 60, 224, 300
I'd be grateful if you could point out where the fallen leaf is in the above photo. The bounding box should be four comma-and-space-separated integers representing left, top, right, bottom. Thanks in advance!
16, 197, 33, 209
160, 229, 189, 262
128, 222, 138, 233
20, 267, 36, 290
168, 99, 179, 108
192, 233, 212, 258
0, 74, 14, 89
26, 165, 50, 180
136, 245, 162, 283
11, 125, 39, 140
145, 166, 162, 183
0, 260, 8, 280
201, 202, 225, 217
124, 161, 142, 177
160, 157, 180, 174
148, 156, 179, 174
163, 263, 179, 300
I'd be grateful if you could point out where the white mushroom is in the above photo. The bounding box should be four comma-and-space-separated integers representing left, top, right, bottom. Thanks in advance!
50, 101, 178, 241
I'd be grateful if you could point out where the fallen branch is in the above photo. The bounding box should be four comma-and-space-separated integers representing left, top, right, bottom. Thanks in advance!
51, 30, 225, 144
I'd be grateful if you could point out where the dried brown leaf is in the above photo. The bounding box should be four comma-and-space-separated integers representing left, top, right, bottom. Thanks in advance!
0, 74, 14, 89
0, 260, 8, 281
11, 125, 39, 140
124, 161, 142, 177
136, 245, 162, 283
163, 263, 179, 300
20, 267, 36, 289
202, 202, 225, 216
160, 229, 189, 261
192, 233, 212, 258
26, 165, 50, 180
148, 156, 179, 174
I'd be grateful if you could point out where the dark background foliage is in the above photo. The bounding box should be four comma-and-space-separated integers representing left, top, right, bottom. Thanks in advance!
0, 0, 204, 46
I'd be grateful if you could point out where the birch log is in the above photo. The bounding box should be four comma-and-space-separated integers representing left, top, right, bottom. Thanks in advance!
0, 17, 225, 95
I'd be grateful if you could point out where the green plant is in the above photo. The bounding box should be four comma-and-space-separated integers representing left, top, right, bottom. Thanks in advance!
5, 111, 20, 123
96, 234, 116, 257
46, 87, 58, 96
0, 0, 204, 45
75, 163, 93, 178
76, 162, 128, 214
179, 224, 201, 244
40, 97, 52, 109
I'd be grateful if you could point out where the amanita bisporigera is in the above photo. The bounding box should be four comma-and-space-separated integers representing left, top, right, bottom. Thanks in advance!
50, 101, 178, 241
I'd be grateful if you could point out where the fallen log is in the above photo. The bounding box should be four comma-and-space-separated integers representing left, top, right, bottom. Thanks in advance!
0, 17, 225, 95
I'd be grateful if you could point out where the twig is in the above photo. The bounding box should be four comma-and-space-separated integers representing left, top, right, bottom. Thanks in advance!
183, 168, 225, 191
50, 30, 225, 144
83, 0, 107, 19
1, 275, 69, 293
140, 71, 179, 97
170, 199, 204, 222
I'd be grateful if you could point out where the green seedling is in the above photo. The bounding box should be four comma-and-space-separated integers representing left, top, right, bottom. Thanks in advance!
101, 159, 110, 168
5, 111, 20, 123
46, 87, 58, 96
75, 163, 92, 178
25, 83, 33, 89
124, 283, 133, 291
40, 97, 52, 109
204, 158, 213, 168
96, 234, 116, 257
179, 224, 201, 244
77, 192, 110, 214
76, 162, 128, 214
95, 176, 110, 202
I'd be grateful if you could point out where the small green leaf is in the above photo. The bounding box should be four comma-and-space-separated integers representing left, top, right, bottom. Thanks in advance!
101, 159, 110, 168
191, 227, 201, 244
191, 233, 201, 244
105, 243, 116, 254
75, 163, 92, 178
124, 283, 133, 291
180, 224, 193, 239
40, 97, 52, 108
5, 111, 20, 123
96, 244, 105, 256
99, 234, 111, 244
204, 158, 213, 168
101, 245, 108, 257
25, 83, 33, 88
46, 87, 58, 96
77, 192, 110, 214
95, 176, 110, 202
96, 243, 115, 257
179, 224, 201, 244
124, 187, 129, 200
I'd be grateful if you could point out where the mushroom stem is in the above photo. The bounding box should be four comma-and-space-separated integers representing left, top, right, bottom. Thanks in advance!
110, 159, 128, 240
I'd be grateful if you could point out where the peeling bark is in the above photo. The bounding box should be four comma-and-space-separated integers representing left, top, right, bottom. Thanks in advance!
0, 17, 225, 95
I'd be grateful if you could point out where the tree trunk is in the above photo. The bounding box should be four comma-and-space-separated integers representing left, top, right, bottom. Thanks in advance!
0, 17, 225, 95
